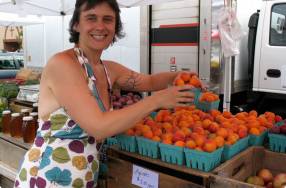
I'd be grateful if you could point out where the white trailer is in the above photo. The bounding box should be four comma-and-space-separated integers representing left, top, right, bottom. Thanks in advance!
139, 0, 286, 116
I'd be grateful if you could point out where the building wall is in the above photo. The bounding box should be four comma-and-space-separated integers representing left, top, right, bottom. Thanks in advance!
0, 26, 22, 51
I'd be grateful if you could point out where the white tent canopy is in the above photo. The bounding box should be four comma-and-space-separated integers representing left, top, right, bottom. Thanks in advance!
0, 0, 182, 16
0, 12, 43, 26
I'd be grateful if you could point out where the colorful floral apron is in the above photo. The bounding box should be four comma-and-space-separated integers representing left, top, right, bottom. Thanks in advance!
14, 47, 112, 188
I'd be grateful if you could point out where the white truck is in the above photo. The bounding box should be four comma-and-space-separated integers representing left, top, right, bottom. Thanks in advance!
138, 0, 286, 116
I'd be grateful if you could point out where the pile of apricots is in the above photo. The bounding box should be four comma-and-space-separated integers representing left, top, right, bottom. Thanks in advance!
125, 106, 282, 153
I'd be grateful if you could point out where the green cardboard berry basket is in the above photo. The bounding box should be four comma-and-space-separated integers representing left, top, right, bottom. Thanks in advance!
106, 137, 118, 146
222, 136, 249, 162
248, 131, 268, 146
158, 143, 184, 165
190, 88, 201, 106
116, 134, 137, 153
268, 120, 286, 153
268, 134, 286, 153
184, 147, 223, 172
136, 137, 160, 159
197, 99, 220, 112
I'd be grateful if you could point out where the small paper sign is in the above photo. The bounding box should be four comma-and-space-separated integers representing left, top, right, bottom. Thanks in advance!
132, 165, 159, 188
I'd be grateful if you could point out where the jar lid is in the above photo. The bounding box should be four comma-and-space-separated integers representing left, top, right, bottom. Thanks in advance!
30, 112, 38, 116
11, 113, 20, 117
2, 110, 11, 115
23, 116, 33, 121
21, 109, 30, 113
32, 103, 38, 107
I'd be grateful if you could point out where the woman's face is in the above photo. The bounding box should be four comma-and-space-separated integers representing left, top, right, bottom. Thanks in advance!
75, 2, 116, 51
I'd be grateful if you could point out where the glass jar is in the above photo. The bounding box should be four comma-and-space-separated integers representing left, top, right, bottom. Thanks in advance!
21, 109, 30, 117
30, 112, 39, 131
32, 103, 38, 112
2, 110, 11, 134
10, 113, 22, 138
22, 116, 36, 143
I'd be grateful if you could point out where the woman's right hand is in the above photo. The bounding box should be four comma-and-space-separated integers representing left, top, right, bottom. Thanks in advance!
151, 85, 195, 109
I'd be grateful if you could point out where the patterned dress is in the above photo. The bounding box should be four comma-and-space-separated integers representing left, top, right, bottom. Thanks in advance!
14, 47, 112, 188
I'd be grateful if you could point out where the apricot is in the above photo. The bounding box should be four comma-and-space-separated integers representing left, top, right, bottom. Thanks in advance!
175, 78, 185, 86
153, 128, 162, 137
222, 111, 233, 119
249, 127, 260, 135
162, 133, 173, 141
174, 141, 185, 147
173, 130, 186, 142
203, 140, 217, 152
214, 136, 225, 147
185, 139, 197, 149
162, 138, 172, 145
249, 110, 258, 117
151, 136, 161, 142
210, 109, 221, 118
195, 147, 203, 151
126, 129, 135, 136
178, 120, 190, 128
180, 72, 191, 82
216, 128, 228, 139
143, 130, 153, 139
189, 75, 202, 88
209, 122, 220, 133
238, 128, 247, 138
202, 119, 212, 129
193, 126, 205, 135
181, 127, 192, 137
193, 134, 206, 147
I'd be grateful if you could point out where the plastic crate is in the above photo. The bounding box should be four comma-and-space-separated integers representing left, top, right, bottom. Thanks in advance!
248, 131, 268, 146
197, 99, 220, 112
222, 136, 249, 162
116, 134, 137, 152
136, 137, 159, 159
184, 147, 223, 172
158, 143, 184, 165
106, 137, 118, 146
269, 133, 286, 153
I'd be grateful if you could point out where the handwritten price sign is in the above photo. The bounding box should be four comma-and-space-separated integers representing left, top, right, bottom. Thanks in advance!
132, 165, 159, 188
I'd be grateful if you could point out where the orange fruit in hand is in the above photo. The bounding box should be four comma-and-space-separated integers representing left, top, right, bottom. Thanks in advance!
180, 72, 191, 82
174, 78, 185, 86
189, 75, 202, 88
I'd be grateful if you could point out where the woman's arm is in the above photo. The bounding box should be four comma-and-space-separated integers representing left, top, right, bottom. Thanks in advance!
109, 61, 198, 92
109, 61, 180, 92
44, 55, 194, 140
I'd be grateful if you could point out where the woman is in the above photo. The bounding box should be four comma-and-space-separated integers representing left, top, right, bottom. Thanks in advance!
14, 0, 197, 187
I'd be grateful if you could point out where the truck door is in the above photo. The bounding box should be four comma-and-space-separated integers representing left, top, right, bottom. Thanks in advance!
253, 1, 286, 93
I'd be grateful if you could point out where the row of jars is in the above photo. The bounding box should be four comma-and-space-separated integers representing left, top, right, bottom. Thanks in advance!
2, 108, 38, 143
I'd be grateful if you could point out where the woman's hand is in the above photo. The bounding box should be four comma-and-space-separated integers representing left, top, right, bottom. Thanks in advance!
151, 85, 195, 109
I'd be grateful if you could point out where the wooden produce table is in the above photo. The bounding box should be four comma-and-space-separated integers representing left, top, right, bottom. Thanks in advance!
209, 146, 286, 188
107, 146, 211, 188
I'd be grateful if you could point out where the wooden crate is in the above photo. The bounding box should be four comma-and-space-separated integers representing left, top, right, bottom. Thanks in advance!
209, 146, 286, 188
107, 146, 211, 188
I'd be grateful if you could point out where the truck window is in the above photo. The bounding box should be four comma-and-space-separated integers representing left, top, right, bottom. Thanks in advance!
270, 3, 286, 46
